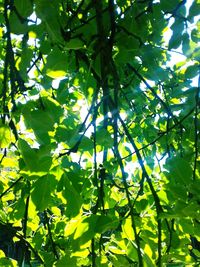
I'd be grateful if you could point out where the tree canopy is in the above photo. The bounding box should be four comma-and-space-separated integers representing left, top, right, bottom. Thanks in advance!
0, 0, 200, 266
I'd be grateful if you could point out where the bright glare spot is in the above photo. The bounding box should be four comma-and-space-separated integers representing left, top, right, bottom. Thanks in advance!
28, 12, 41, 25
52, 79, 61, 89
46, 70, 67, 79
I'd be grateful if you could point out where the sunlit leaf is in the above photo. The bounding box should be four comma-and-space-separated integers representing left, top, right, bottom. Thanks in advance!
0, 258, 18, 267
18, 139, 39, 171
61, 173, 82, 217
122, 217, 134, 240
55, 255, 77, 267
73, 215, 97, 242
0, 124, 12, 148
65, 39, 84, 50
31, 174, 56, 211
165, 157, 193, 185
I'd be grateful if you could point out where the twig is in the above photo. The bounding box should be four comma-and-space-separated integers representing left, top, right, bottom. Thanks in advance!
0, 176, 23, 199
44, 210, 59, 260
0, 149, 7, 164
128, 64, 177, 123
58, 91, 101, 157
121, 106, 195, 161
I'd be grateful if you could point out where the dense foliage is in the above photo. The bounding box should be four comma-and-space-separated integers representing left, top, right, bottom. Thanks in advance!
0, 0, 200, 266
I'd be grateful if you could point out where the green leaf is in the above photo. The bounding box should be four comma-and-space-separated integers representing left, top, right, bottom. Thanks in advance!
0, 124, 12, 148
9, 12, 28, 34
44, 49, 69, 78
182, 33, 191, 56
42, 97, 63, 122
65, 39, 84, 50
165, 156, 193, 185
31, 174, 56, 211
96, 129, 113, 148
171, 231, 181, 249
185, 64, 199, 79
74, 214, 118, 245
191, 28, 200, 43
79, 136, 93, 152
18, 139, 52, 172
55, 255, 77, 267
61, 173, 82, 217
73, 215, 97, 242
0, 258, 18, 267
35, 0, 64, 44
36, 144, 53, 172
18, 48, 33, 79
189, 1, 200, 19
117, 33, 140, 51
23, 97, 63, 144
40, 251, 55, 267
96, 215, 119, 233
15, 0, 33, 18
23, 108, 54, 131
168, 33, 182, 50
73, 218, 93, 244
160, 0, 180, 11
167, 184, 187, 200
18, 139, 39, 171
168, 18, 184, 50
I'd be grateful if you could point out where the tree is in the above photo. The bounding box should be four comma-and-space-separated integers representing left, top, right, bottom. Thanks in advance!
0, 0, 200, 266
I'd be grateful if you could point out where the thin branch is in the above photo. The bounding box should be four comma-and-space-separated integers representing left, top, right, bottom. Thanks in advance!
23, 194, 30, 239
128, 64, 178, 122
58, 91, 101, 158
44, 210, 59, 260
166, 219, 175, 254
0, 176, 23, 199
0, 149, 7, 164
166, 0, 187, 18
135, 1, 153, 20
121, 106, 195, 161
117, 25, 143, 46
15, 233, 44, 264
27, 52, 42, 74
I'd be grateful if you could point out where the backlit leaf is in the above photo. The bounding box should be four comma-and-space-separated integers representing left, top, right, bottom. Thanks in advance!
15, 0, 33, 17
31, 174, 56, 211
61, 173, 82, 217
0, 124, 12, 148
